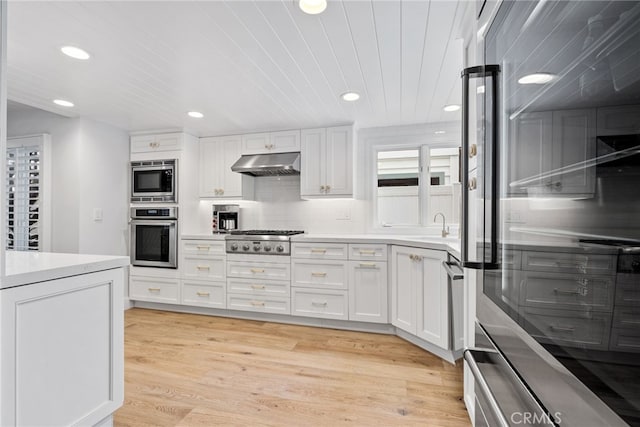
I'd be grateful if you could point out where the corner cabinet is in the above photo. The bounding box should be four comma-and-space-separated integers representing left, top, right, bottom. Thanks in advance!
390, 246, 448, 349
300, 126, 354, 198
199, 135, 254, 199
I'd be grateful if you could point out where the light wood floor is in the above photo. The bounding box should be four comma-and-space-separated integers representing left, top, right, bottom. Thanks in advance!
114, 308, 470, 427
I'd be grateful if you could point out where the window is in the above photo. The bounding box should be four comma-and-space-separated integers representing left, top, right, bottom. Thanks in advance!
375, 145, 461, 229
6, 135, 50, 251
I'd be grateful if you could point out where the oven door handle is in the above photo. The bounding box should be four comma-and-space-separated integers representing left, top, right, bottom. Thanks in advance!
464, 349, 510, 427
130, 220, 177, 227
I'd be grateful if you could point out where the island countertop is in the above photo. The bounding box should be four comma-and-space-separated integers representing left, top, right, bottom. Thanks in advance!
2, 251, 130, 289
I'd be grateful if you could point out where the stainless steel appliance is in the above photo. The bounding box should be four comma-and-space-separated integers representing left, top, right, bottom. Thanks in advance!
225, 230, 305, 255
463, 1, 640, 425
130, 159, 177, 203
130, 207, 178, 268
230, 152, 300, 176
212, 204, 239, 233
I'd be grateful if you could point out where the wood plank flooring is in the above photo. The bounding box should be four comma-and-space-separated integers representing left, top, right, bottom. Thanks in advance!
114, 308, 470, 427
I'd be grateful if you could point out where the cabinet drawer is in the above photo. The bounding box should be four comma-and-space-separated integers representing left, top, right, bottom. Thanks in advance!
522, 251, 616, 275
610, 328, 640, 353
519, 272, 614, 311
182, 240, 225, 257
292, 243, 347, 260
227, 261, 290, 281
227, 294, 290, 314
522, 307, 611, 350
348, 244, 388, 261
181, 280, 226, 308
130, 276, 179, 303
615, 273, 640, 306
613, 306, 640, 329
182, 256, 226, 281
292, 259, 347, 289
227, 278, 290, 297
291, 288, 348, 320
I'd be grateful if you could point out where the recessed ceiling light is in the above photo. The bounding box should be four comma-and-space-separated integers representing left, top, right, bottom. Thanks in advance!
187, 111, 204, 118
299, 0, 327, 15
443, 104, 461, 112
434, 130, 446, 135
518, 73, 556, 85
53, 99, 74, 107
60, 46, 90, 60
341, 91, 360, 102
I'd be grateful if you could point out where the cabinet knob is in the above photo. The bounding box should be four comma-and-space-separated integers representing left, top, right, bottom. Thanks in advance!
320, 185, 326, 192
469, 144, 477, 157
468, 177, 477, 190
325, 185, 331, 192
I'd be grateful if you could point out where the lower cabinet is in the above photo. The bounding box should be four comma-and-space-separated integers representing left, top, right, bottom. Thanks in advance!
181, 280, 226, 309
292, 288, 349, 320
130, 276, 180, 304
391, 246, 448, 349
291, 257, 349, 320
226, 257, 292, 314
348, 260, 388, 323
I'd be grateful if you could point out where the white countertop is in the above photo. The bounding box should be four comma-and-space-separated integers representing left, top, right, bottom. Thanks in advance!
2, 251, 130, 289
182, 233, 227, 241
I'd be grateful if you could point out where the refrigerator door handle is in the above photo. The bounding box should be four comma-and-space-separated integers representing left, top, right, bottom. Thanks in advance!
461, 65, 501, 270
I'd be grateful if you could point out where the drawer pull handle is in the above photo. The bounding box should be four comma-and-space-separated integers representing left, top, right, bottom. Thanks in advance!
549, 324, 575, 332
196, 291, 210, 297
147, 287, 161, 292
250, 268, 265, 274
553, 288, 588, 297
196, 245, 210, 251
311, 248, 327, 254
359, 262, 377, 268
311, 272, 327, 277
621, 319, 640, 325
251, 284, 266, 290
359, 250, 376, 255
197, 265, 210, 270
251, 301, 265, 307
311, 301, 328, 307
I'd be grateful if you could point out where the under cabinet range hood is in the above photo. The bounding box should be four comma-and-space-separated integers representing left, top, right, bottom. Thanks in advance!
230, 152, 301, 177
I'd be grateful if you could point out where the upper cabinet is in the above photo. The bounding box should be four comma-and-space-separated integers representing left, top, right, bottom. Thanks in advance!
241, 130, 301, 155
131, 133, 183, 154
199, 136, 254, 199
508, 109, 596, 197
597, 105, 640, 136
300, 126, 354, 199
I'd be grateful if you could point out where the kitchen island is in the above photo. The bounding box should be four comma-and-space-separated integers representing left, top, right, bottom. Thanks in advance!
1, 251, 129, 427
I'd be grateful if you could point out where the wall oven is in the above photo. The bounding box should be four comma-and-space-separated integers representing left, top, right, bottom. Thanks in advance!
130, 159, 177, 203
130, 207, 178, 269
463, 1, 640, 426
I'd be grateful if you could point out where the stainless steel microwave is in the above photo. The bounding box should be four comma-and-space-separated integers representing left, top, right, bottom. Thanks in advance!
130, 159, 177, 203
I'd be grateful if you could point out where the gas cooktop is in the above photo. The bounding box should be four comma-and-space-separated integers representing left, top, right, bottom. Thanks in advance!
225, 230, 304, 255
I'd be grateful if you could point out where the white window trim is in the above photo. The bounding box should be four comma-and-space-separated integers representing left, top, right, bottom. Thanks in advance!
366, 133, 460, 236
7, 134, 51, 252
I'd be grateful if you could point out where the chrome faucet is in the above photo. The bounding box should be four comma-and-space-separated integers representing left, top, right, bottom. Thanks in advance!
434, 212, 450, 238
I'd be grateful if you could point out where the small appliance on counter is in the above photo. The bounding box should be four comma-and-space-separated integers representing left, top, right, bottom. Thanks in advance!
212, 204, 240, 233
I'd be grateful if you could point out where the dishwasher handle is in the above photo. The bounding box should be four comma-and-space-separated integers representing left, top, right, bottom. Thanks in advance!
442, 260, 464, 280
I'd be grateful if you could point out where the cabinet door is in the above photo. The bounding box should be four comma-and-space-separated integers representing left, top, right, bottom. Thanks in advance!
390, 246, 416, 334
300, 128, 326, 196
241, 132, 271, 154
349, 261, 388, 323
551, 109, 596, 196
130, 135, 156, 153
271, 130, 301, 152
597, 105, 640, 136
199, 137, 222, 197
507, 112, 553, 195
416, 248, 448, 348
325, 126, 353, 196
219, 135, 243, 198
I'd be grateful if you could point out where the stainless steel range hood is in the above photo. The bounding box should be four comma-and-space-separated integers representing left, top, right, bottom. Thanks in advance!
231, 152, 301, 177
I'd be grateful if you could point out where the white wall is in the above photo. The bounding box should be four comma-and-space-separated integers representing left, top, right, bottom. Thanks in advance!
7, 103, 129, 255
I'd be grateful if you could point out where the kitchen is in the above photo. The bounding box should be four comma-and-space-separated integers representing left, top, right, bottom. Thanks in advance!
0, 0, 639, 426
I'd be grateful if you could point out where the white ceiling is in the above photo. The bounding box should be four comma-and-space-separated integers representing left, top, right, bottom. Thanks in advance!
7, 0, 467, 136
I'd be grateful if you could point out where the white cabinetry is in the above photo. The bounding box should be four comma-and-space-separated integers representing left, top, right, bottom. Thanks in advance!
597, 104, 640, 136
226, 255, 291, 314
199, 136, 254, 199
508, 109, 595, 196
241, 130, 301, 154
348, 243, 388, 323
391, 246, 448, 349
131, 133, 183, 153
179, 239, 226, 309
300, 126, 354, 198
0, 269, 124, 426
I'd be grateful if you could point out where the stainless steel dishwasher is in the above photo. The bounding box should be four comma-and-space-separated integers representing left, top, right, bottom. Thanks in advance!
442, 254, 464, 352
